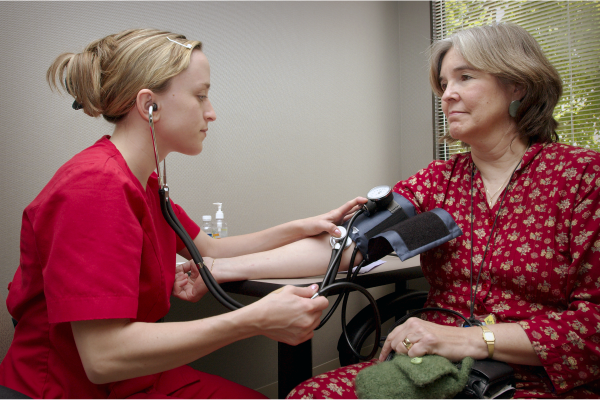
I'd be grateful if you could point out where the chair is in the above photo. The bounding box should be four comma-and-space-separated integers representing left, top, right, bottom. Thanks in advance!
0, 385, 30, 399
338, 289, 428, 366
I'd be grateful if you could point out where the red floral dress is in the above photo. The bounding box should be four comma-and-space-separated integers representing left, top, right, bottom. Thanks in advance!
288, 142, 600, 399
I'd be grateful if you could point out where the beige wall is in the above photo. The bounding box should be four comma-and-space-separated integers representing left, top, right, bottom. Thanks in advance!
0, 1, 432, 396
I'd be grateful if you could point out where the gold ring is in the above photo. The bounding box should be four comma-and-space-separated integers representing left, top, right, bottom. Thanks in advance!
402, 337, 413, 350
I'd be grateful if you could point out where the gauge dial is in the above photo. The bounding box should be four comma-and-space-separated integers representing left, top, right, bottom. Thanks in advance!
367, 185, 392, 201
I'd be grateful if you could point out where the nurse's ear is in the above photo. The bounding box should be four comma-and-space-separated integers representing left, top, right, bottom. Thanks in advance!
135, 89, 160, 122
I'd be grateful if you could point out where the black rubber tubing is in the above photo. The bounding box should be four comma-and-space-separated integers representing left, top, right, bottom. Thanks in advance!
160, 189, 243, 310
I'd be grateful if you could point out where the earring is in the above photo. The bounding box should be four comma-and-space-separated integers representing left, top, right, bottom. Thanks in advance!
509, 100, 521, 118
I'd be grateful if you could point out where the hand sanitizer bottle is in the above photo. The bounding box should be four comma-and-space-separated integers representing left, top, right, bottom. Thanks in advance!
201, 215, 213, 237
212, 203, 228, 239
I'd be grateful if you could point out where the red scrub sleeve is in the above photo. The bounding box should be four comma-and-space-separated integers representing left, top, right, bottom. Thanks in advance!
34, 162, 147, 324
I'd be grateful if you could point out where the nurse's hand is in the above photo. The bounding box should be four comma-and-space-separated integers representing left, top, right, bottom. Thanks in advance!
172, 259, 212, 302
250, 284, 329, 345
300, 197, 367, 238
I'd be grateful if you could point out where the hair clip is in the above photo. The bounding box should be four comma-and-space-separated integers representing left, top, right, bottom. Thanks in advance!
72, 100, 83, 110
167, 37, 192, 49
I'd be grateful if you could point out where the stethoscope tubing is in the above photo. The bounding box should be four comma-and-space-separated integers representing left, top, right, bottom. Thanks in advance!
314, 209, 382, 361
150, 104, 243, 311
316, 247, 362, 329
320, 210, 363, 288
150, 103, 380, 356
161, 179, 381, 358
159, 188, 243, 310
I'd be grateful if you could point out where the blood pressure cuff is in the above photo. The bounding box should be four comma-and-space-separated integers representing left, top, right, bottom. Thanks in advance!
346, 193, 462, 262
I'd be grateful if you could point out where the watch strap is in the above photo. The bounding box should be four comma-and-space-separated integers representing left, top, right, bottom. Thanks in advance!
480, 325, 495, 358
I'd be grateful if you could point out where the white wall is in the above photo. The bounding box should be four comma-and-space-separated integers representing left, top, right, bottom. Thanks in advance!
0, 1, 432, 396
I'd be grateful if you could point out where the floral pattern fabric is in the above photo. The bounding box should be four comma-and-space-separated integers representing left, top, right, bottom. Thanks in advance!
394, 142, 600, 397
286, 360, 376, 399
288, 142, 600, 399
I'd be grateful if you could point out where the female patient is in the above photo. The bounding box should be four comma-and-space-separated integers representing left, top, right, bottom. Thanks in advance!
289, 22, 600, 399
0, 29, 365, 399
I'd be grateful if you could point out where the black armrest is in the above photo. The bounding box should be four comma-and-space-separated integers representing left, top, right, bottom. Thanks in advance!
0, 385, 31, 399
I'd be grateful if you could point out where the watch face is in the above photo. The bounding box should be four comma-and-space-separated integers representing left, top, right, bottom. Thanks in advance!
367, 185, 391, 201
483, 332, 495, 341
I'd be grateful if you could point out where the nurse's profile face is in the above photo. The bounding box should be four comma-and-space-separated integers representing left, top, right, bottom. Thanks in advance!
155, 50, 217, 156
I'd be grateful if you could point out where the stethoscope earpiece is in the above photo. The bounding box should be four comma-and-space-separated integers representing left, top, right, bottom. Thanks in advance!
149, 104, 158, 120
148, 103, 164, 187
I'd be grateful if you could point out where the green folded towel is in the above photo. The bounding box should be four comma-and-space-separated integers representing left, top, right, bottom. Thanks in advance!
355, 354, 474, 399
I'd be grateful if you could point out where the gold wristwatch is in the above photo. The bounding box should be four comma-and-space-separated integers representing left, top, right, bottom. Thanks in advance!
480, 325, 495, 358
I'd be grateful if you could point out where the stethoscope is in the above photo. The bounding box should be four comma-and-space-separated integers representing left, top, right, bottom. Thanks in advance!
149, 104, 243, 310
149, 104, 385, 358
311, 185, 400, 361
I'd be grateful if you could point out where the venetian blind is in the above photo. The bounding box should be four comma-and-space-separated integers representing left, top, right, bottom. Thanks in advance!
432, 1, 600, 160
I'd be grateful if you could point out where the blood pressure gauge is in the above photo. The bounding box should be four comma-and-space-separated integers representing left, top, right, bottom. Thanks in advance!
364, 185, 393, 216
367, 185, 392, 203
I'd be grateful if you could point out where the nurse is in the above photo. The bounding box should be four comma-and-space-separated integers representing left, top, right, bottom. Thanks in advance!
0, 29, 365, 399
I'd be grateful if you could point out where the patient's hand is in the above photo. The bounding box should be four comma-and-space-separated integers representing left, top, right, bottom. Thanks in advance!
379, 317, 485, 362
301, 197, 367, 238
172, 259, 212, 302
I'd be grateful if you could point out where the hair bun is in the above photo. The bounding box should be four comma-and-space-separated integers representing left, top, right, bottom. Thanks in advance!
85, 35, 118, 62
47, 28, 202, 123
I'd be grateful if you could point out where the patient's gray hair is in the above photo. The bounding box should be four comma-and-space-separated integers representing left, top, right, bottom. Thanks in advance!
429, 22, 562, 144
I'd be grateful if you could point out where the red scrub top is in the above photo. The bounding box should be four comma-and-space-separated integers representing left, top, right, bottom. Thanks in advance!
0, 136, 200, 398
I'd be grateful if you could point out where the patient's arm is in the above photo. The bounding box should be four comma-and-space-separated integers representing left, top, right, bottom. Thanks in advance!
215, 232, 363, 280
175, 232, 363, 302
379, 317, 541, 365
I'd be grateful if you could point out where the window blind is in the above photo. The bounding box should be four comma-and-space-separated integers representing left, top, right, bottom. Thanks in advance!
432, 1, 600, 160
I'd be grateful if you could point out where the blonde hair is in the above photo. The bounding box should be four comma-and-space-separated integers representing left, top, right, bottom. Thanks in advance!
47, 29, 202, 123
429, 22, 562, 144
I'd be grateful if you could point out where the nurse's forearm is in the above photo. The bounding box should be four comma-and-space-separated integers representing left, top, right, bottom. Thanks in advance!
183, 197, 367, 260
179, 220, 316, 261
72, 316, 252, 384
213, 232, 363, 282
71, 285, 328, 384
203, 219, 312, 258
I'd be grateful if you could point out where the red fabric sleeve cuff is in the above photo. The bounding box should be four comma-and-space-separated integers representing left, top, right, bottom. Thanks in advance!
517, 318, 590, 394
47, 296, 138, 323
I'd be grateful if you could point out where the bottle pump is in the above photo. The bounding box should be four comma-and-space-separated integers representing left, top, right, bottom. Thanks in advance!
212, 203, 228, 239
